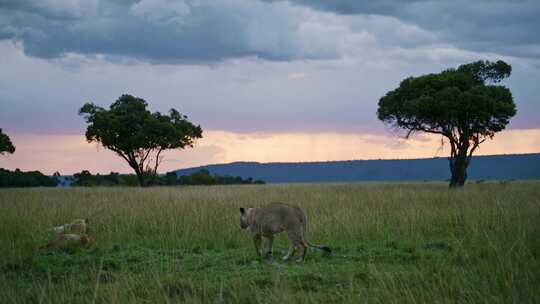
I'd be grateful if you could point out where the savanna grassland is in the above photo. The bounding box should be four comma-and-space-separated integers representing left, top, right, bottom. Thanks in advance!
1, 182, 539, 303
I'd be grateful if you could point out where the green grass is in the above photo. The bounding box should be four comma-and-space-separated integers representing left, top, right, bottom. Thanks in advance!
1, 182, 539, 303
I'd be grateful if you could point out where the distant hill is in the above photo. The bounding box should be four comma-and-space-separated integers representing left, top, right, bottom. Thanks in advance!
173, 153, 540, 183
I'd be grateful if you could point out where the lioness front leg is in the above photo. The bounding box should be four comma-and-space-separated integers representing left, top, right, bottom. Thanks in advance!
253, 234, 262, 257
265, 235, 274, 259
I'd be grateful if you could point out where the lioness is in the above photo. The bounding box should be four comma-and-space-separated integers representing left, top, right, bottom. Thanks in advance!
239, 202, 331, 262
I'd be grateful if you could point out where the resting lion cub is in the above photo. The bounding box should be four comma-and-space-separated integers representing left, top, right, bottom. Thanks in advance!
49, 218, 88, 236
240, 202, 331, 262
39, 234, 96, 251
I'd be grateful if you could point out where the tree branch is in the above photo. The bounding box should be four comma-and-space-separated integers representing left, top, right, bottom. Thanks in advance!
153, 148, 164, 176
109, 147, 131, 165
467, 133, 487, 160
142, 148, 153, 164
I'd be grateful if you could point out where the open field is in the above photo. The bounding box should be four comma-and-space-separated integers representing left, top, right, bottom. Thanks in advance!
1, 182, 539, 303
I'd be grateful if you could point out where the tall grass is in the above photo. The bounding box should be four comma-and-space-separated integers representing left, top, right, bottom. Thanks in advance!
1, 182, 539, 303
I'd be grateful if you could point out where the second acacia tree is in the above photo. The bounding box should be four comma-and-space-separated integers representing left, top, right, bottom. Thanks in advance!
377, 60, 516, 188
79, 94, 203, 186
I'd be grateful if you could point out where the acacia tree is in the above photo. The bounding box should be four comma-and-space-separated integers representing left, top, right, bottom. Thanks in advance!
0, 128, 15, 155
377, 60, 516, 188
79, 94, 203, 186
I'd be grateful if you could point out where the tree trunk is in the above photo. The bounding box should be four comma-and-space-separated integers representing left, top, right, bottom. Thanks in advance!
130, 164, 146, 187
135, 171, 146, 187
449, 150, 469, 188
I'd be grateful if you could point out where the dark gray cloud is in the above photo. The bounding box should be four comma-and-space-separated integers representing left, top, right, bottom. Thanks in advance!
0, 0, 348, 62
264, 0, 411, 15
271, 0, 540, 59
2, 0, 539, 62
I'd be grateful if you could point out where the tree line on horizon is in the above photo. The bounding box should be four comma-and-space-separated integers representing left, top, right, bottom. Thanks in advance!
0, 169, 264, 188
0, 168, 58, 188
1, 60, 517, 188
70, 169, 264, 187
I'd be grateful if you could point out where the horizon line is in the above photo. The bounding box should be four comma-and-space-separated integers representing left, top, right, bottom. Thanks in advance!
5, 151, 537, 176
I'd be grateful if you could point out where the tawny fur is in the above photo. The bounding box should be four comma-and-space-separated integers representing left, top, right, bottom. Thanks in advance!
240, 202, 331, 262
39, 234, 95, 251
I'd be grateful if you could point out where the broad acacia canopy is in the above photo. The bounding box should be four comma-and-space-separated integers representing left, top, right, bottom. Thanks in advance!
377, 60, 516, 153
79, 94, 203, 186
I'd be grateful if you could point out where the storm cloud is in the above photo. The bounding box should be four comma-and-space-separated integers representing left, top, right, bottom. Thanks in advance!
268, 0, 540, 59
0, 0, 361, 62
3, 0, 539, 63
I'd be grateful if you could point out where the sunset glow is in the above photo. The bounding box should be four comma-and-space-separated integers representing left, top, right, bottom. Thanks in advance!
1, 129, 538, 175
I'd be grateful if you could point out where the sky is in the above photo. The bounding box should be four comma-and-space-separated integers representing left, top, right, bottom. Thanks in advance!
0, 0, 539, 174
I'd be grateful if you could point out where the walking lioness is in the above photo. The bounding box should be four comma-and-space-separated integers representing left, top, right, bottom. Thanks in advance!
239, 202, 331, 262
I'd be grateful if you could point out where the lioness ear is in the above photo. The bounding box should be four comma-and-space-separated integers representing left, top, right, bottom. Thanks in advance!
240, 207, 245, 214
85, 218, 89, 224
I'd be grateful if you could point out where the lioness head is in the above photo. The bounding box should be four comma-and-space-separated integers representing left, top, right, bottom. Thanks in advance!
239, 207, 251, 229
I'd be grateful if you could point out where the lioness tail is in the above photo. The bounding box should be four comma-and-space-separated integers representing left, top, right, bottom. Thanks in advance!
301, 212, 331, 254
307, 242, 332, 254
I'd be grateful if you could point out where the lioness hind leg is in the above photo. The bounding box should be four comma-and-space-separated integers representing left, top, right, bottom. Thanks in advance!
284, 230, 303, 261
288, 230, 308, 263
282, 244, 296, 261
296, 242, 307, 263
